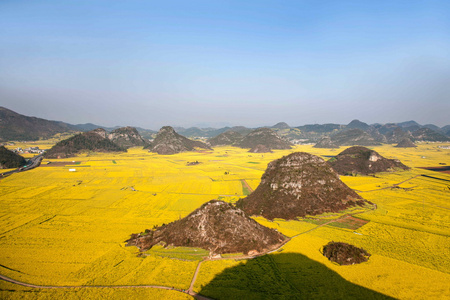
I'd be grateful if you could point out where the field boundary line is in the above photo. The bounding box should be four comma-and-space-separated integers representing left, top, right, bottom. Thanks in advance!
0, 273, 213, 300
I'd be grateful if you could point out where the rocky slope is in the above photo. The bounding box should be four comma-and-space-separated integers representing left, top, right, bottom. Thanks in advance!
411, 128, 450, 142
146, 126, 211, 155
249, 144, 273, 153
328, 146, 409, 175
236, 152, 367, 220
236, 128, 292, 150
126, 200, 287, 255
0, 146, 27, 169
108, 126, 148, 148
207, 131, 243, 146
44, 130, 125, 158
395, 138, 417, 148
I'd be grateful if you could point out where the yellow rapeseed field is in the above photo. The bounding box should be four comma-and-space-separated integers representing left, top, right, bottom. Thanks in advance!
0, 143, 449, 299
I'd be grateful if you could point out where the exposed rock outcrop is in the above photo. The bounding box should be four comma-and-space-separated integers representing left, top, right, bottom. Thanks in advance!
126, 200, 287, 255
236, 128, 292, 150
146, 126, 211, 155
328, 146, 409, 175
108, 126, 148, 148
236, 152, 368, 220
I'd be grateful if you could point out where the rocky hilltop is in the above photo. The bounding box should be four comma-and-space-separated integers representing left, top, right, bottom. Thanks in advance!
395, 138, 417, 148
236, 128, 292, 150
146, 126, 211, 155
90, 128, 108, 139
126, 200, 287, 255
328, 146, 409, 175
0, 146, 27, 169
44, 130, 125, 158
236, 152, 367, 220
108, 126, 148, 149
207, 130, 243, 146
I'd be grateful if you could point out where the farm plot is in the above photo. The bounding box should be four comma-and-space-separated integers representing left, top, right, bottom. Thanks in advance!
0, 144, 449, 300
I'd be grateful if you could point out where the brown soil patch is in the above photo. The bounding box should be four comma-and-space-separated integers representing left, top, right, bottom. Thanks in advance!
328, 216, 369, 230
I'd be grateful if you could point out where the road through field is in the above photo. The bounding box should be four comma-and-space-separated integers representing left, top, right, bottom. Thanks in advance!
0, 205, 374, 299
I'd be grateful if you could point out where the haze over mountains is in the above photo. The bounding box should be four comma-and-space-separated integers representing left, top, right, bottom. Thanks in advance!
1, 107, 449, 145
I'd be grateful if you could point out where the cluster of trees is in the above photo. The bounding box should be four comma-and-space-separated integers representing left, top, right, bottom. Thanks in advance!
0, 146, 26, 168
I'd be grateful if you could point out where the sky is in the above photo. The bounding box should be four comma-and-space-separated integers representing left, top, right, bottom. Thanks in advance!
1, 0, 449, 129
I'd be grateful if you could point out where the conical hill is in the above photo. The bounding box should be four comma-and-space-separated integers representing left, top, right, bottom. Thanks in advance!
236, 152, 367, 220
147, 126, 211, 154
329, 146, 409, 175
126, 200, 287, 255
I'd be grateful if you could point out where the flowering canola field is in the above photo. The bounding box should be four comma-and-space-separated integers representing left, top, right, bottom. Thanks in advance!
1, 143, 449, 299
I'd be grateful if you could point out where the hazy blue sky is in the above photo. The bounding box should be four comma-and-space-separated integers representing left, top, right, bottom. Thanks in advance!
1, 0, 449, 129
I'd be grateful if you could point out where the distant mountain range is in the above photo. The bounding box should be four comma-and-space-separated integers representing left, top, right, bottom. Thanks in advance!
1, 107, 449, 144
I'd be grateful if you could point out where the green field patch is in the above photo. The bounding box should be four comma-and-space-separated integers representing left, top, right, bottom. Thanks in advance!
112, 160, 117, 164
145, 245, 209, 261
247, 161, 260, 164
241, 180, 252, 196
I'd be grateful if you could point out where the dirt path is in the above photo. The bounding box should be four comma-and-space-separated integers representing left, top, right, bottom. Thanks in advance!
357, 175, 421, 193
0, 194, 374, 298
241, 179, 254, 193
0, 273, 213, 300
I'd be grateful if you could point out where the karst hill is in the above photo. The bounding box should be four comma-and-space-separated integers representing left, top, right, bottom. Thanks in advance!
395, 138, 417, 148
126, 200, 287, 255
146, 126, 211, 155
108, 126, 148, 149
44, 129, 125, 158
207, 130, 243, 146
236, 128, 292, 150
328, 146, 409, 175
236, 152, 368, 220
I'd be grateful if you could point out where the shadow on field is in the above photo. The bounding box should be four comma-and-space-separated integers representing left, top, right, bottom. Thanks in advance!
199, 253, 395, 300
